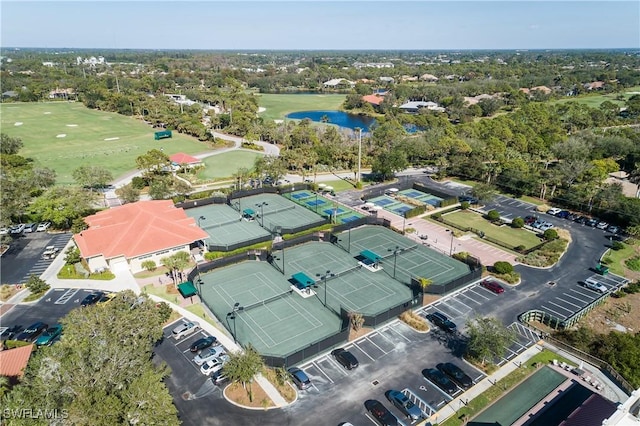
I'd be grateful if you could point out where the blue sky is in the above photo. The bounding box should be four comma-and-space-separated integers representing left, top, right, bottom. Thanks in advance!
2, 1, 639, 50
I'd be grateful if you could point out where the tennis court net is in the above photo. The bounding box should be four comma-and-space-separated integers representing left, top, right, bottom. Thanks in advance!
326, 264, 363, 281
204, 218, 241, 229
381, 244, 420, 260
261, 205, 296, 217
243, 290, 292, 312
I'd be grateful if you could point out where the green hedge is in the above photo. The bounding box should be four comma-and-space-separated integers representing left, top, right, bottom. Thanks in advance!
405, 205, 427, 218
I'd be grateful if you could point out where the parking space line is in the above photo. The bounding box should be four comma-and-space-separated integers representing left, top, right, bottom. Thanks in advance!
570, 287, 597, 299
364, 336, 389, 355
466, 287, 490, 301
441, 300, 467, 316
539, 305, 567, 319
352, 342, 376, 361
312, 361, 334, 383
402, 388, 435, 417
326, 357, 349, 375
563, 292, 590, 304
456, 292, 483, 305
547, 301, 574, 314
381, 324, 412, 342
555, 296, 582, 309
54, 288, 79, 304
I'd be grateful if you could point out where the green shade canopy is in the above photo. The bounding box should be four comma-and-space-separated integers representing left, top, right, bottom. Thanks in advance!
292, 272, 316, 289
177, 281, 198, 298
360, 249, 381, 263
243, 208, 256, 216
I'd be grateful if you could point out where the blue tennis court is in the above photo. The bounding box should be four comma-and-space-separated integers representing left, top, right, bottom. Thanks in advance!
324, 207, 347, 216
339, 215, 361, 223
291, 191, 313, 200
372, 197, 395, 207
306, 199, 327, 207
393, 205, 413, 214
402, 190, 424, 198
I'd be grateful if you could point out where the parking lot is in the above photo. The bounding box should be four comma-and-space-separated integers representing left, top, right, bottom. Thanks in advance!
0, 232, 72, 285
0, 287, 99, 334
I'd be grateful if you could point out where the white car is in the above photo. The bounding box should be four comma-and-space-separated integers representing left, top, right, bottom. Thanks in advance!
37, 222, 51, 232
539, 223, 554, 232
200, 355, 229, 376
171, 321, 200, 340
546, 208, 562, 216
596, 221, 608, 230
193, 345, 226, 366
9, 224, 25, 235
0, 228, 8, 235
584, 278, 608, 294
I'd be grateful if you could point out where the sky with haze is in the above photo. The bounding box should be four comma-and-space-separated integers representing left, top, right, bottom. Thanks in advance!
2, 1, 639, 50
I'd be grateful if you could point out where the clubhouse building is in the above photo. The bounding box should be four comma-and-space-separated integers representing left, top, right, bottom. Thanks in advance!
73, 200, 208, 273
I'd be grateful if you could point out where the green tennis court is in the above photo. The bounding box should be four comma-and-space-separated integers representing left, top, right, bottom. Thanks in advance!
199, 262, 341, 357
239, 193, 326, 232
287, 190, 364, 223
343, 226, 471, 286
472, 366, 567, 426
276, 241, 413, 315
184, 204, 270, 247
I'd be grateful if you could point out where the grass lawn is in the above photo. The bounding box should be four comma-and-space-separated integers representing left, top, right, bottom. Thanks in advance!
315, 178, 358, 192
0, 102, 215, 184
444, 210, 542, 249
603, 241, 639, 277
256, 94, 346, 121
550, 86, 640, 109
196, 150, 264, 180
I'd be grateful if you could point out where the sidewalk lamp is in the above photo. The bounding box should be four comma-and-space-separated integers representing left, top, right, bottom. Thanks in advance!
387, 246, 401, 279
316, 270, 334, 307
197, 216, 206, 227
338, 226, 352, 252
226, 302, 244, 343
446, 229, 454, 256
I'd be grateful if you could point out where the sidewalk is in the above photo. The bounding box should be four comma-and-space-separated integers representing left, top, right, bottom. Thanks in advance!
426, 344, 545, 425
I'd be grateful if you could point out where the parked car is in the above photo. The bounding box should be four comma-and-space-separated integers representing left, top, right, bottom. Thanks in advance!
81, 291, 105, 307
190, 336, 217, 352
210, 369, 229, 386
480, 278, 504, 294
0, 325, 23, 341
596, 221, 609, 230
539, 223, 554, 232
42, 246, 59, 259
607, 225, 620, 234
364, 399, 398, 426
566, 213, 580, 221
546, 208, 562, 216
0, 227, 8, 235
385, 390, 423, 421
531, 220, 545, 229
23, 223, 37, 233
426, 312, 457, 334
288, 367, 312, 390
556, 210, 570, 219
583, 278, 608, 294
586, 218, 599, 227
200, 356, 227, 376
35, 324, 63, 346
16, 322, 48, 342
524, 215, 537, 225
97, 292, 117, 305
437, 362, 473, 390
422, 368, 458, 395
193, 345, 226, 366
331, 348, 359, 370
172, 321, 200, 340
574, 216, 587, 224
9, 224, 25, 235
36, 221, 52, 232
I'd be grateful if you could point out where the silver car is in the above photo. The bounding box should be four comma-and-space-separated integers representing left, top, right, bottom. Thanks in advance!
193, 345, 226, 366
171, 321, 199, 340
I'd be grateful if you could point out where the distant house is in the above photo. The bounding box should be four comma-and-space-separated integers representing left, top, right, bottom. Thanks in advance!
170, 152, 202, 168
48, 88, 76, 99
520, 86, 552, 96
584, 81, 605, 90
463, 93, 497, 105
73, 200, 209, 273
0, 344, 34, 385
420, 73, 439, 82
322, 78, 355, 89
401, 75, 419, 82
606, 171, 639, 198
362, 94, 385, 110
352, 62, 394, 69
379, 76, 395, 84
398, 101, 445, 113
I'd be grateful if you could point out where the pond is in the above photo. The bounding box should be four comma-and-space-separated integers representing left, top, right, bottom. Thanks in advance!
285, 110, 376, 132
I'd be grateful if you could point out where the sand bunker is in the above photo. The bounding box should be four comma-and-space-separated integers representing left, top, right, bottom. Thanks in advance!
44, 112, 51, 115
258, 107, 266, 113
56, 134, 66, 138
14, 122, 23, 126
66, 124, 78, 127
104, 137, 120, 141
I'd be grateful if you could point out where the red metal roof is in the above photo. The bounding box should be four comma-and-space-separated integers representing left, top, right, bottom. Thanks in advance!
170, 152, 201, 165
0, 344, 34, 378
74, 200, 208, 260
362, 94, 385, 106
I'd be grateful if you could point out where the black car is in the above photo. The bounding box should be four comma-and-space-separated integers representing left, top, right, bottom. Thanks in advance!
437, 362, 473, 390
190, 336, 217, 352
16, 322, 48, 342
364, 399, 398, 426
422, 368, 458, 395
426, 312, 457, 334
0, 325, 23, 341
331, 348, 359, 370
81, 291, 105, 307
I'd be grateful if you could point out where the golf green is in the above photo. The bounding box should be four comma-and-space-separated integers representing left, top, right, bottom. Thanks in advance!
256, 93, 346, 121
1, 102, 212, 184
197, 150, 264, 179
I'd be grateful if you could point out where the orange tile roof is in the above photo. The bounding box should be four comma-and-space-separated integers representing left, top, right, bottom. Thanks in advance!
362, 94, 385, 105
74, 200, 209, 260
0, 344, 34, 378
170, 152, 201, 164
